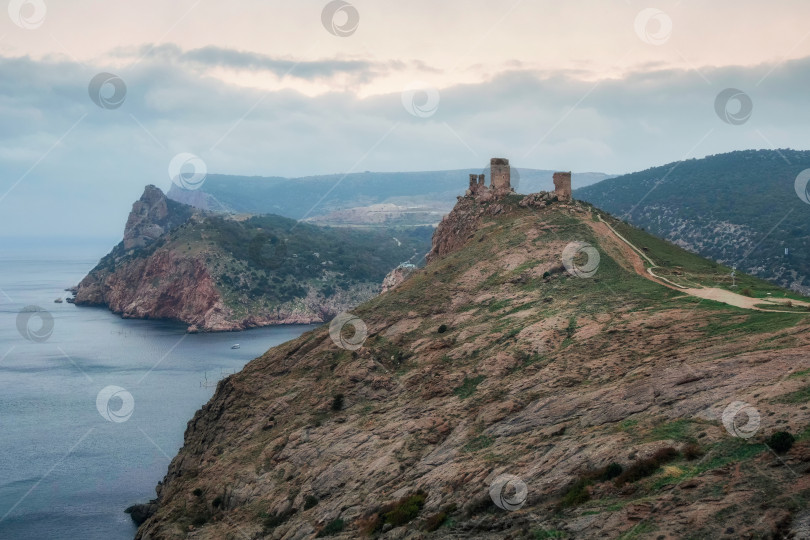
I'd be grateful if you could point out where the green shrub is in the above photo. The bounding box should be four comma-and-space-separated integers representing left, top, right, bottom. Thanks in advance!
560, 478, 590, 507
766, 431, 795, 453
598, 462, 623, 481
331, 393, 344, 411
316, 518, 345, 537
741, 287, 754, 297
384, 491, 426, 527
263, 509, 294, 530
192, 488, 203, 497
438, 324, 448, 334
453, 376, 485, 399
304, 495, 319, 510
559, 462, 623, 508
615, 447, 678, 486
424, 503, 456, 532
683, 443, 704, 460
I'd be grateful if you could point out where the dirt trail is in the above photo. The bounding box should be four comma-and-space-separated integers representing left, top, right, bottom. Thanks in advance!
587, 214, 810, 314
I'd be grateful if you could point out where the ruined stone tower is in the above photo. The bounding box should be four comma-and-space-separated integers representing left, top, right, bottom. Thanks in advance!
468, 173, 485, 194
553, 171, 572, 201
490, 158, 511, 192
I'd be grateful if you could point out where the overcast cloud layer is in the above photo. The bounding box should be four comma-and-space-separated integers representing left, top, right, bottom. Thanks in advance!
2, 0, 810, 238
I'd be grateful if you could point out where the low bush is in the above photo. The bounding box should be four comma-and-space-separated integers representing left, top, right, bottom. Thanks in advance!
683, 443, 704, 460
384, 491, 426, 527
438, 324, 448, 334
316, 518, 345, 537
615, 447, 679, 486
304, 495, 319, 510
424, 503, 456, 532
263, 509, 295, 531
559, 462, 623, 507
766, 431, 795, 453
360, 490, 428, 533
331, 393, 344, 411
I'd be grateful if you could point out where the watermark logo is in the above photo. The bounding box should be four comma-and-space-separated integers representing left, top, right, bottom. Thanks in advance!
16, 306, 54, 342
489, 473, 527, 511
8, 0, 46, 29
248, 233, 288, 269
169, 153, 207, 190
634, 8, 672, 46
562, 241, 600, 278
794, 169, 810, 205
96, 385, 135, 423
321, 0, 359, 37
88, 73, 127, 110
715, 88, 753, 125
721, 400, 760, 439
401, 82, 441, 118
329, 312, 367, 351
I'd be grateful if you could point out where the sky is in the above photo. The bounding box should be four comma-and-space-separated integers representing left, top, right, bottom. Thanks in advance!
2, 0, 810, 238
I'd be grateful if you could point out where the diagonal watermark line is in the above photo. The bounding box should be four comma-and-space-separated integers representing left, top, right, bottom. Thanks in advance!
209, 42, 320, 153
755, 129, 791, 165
0, 113, 88, 206
138, 427, 172, 460
0, 286, 14, 303
291, 122, 401, 230
674, 47, 711, 85
222, 513, 253, 540
756, 27, 810, 87
524, 48, 635, 159
443, 122, 479, 159
0, 427, 94, 524
622, 128, 714, 219
0, 346, 15, 366
132, 0, 203, 68
137, 333, 188, 384
48, 32, 87, 69
58, 346, 93, 383
129, 114, 166, 150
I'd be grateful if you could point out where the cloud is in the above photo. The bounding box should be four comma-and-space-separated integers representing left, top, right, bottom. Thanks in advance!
129, 44, 400, 84
1, 48, 810, 237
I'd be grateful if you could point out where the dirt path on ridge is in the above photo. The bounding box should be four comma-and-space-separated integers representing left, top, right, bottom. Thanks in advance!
585, 214, 810, 313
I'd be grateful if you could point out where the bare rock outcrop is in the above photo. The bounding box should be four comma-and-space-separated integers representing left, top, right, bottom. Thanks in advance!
381, 264, 417, 293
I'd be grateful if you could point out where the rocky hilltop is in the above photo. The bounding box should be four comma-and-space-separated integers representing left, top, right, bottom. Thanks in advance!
134, 187, 810, 538
74, 186, 431, 331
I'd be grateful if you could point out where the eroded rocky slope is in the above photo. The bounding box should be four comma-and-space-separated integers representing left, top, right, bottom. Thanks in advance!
136, 193, 810, 539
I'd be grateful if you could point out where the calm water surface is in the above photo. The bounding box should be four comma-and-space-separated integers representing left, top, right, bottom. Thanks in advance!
0, 239, 314, 539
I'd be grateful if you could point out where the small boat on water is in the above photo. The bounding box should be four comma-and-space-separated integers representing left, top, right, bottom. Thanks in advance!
54, 298, 63, 303
231, 344, 240, 350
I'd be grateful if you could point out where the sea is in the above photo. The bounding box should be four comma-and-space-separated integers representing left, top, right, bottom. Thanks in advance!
0, 238, 314, 539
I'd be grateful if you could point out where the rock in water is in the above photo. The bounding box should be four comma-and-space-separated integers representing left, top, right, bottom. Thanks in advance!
125, 501, 157, 525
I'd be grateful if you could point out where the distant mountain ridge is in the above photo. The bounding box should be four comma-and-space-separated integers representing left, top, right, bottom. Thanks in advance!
167, 168, 615, 225
576, 149, 810, 295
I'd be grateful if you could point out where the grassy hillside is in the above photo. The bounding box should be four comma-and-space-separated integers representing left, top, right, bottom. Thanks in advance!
576, 149, 810, 296
138, 193, 810, 539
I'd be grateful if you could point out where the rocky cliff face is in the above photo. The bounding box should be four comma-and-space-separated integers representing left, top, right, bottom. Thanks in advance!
380, 264, 417, 293
135, 192, 810, 539
75, 248, 234, 330
74, 186, 404, 332
123, 185, 193, 250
